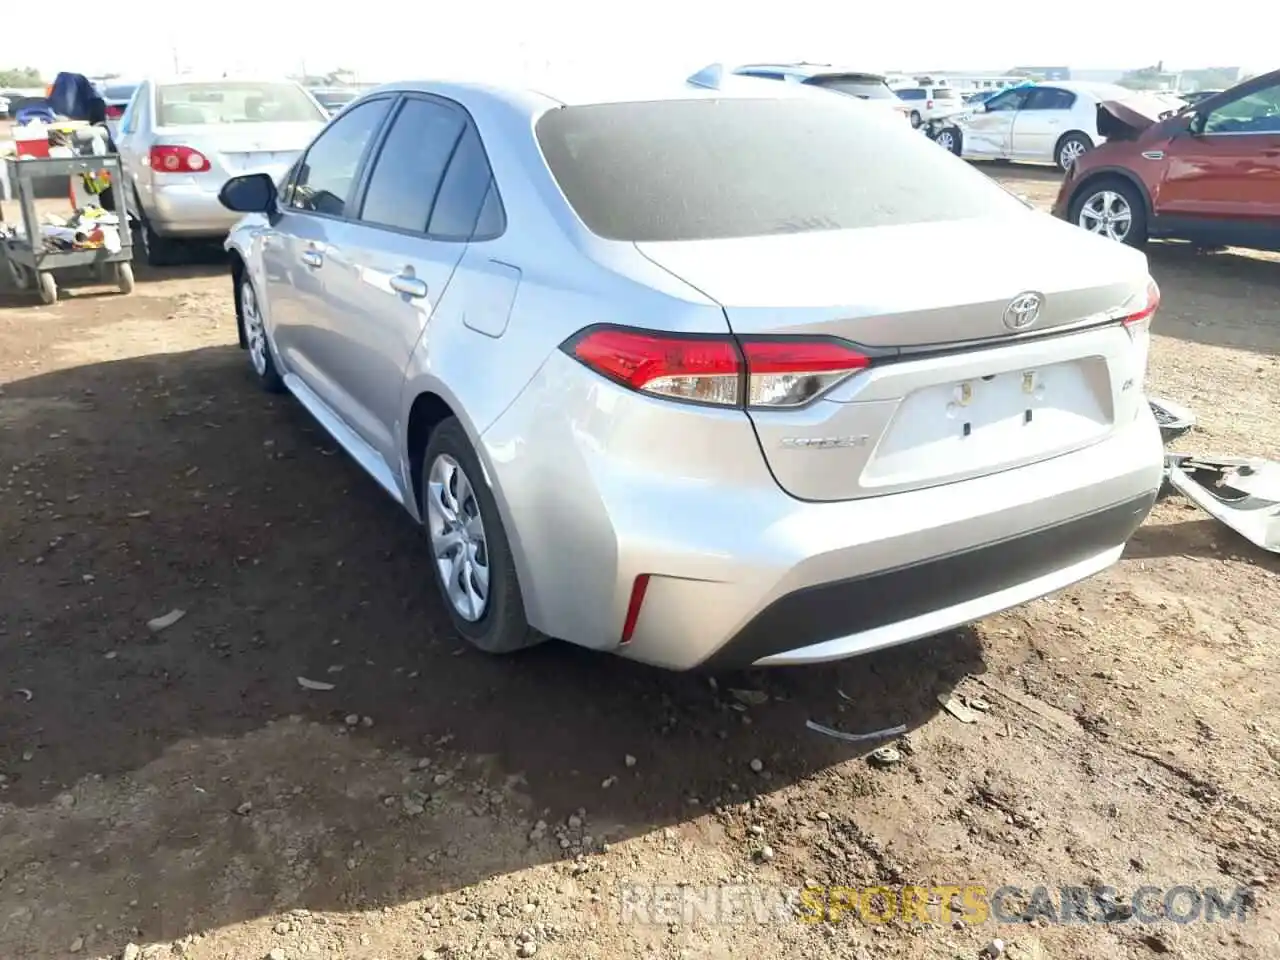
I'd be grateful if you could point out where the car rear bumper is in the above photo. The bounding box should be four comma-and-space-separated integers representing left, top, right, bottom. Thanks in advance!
145, 183, 240, 238
481, 352, 1166, 671
699, 490, 1153, 669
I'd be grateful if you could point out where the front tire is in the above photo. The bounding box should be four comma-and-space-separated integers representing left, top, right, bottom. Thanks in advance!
421, 418, 541, 655
238, 276, 284, 392
935, 126, 962, 155
1068, 177, 1148, 248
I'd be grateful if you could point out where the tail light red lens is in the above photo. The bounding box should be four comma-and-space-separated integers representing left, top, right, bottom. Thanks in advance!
105, 104, 123, 119
1121, 278, 1160, 329
565, 327, 872, 409
149, 145, 211, 174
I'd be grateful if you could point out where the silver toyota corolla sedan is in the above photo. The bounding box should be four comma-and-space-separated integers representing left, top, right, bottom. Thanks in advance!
219, 73, 1165, 671
114, 75, 328, 265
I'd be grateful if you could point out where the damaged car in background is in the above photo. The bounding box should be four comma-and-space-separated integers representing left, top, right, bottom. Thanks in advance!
1054, 68, 1280, 250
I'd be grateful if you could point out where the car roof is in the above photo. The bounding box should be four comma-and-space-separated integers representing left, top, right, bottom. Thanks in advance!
357, 71, 833, 113
733, 62, 889, 81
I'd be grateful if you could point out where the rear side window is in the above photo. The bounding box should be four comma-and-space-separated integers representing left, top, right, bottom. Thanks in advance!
1024, 87, 1076, 110
359, 98, 465, 233
897, 89, 926, 101
428, 123, 506, 240
536, 98, 1024, 243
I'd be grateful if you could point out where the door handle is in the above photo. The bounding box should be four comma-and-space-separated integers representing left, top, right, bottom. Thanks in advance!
301, 249, 323, 268
389, 274, 428, 299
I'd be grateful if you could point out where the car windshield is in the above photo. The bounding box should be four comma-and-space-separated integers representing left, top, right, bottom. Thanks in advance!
156, 82, 325, 126
536, 97, 1025, 243
808, 76, 897, 100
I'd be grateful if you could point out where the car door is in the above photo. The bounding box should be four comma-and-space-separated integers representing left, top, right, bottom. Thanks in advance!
308, 94, 479, 462
963, 86, 1029, 158
258, 96, 393, 402
1010, 86, 1076, 162
1153, 79, 1280, 241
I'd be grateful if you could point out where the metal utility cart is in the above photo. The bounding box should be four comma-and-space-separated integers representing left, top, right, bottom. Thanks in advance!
1, 155, 134, 304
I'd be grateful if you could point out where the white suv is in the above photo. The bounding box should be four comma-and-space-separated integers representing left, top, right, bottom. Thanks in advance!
895, 85, 965, 127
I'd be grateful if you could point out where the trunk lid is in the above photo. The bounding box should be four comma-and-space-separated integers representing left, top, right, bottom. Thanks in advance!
636, 215, 1152, 501
156, 121, 322, 183
1096, 97, 1175, 141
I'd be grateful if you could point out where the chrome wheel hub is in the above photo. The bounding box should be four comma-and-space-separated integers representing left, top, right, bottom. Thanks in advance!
426, 454, 490, 621
1079, 190, 1132, 242
241, 281, 268, 376
1061, 140, 1087, 168
936, 131, 955, 151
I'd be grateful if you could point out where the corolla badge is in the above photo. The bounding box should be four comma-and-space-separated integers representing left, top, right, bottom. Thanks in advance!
1003, 291, 1043, 331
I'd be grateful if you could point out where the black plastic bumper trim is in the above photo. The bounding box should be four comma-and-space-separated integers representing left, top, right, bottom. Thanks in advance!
699, 490, 1157, 671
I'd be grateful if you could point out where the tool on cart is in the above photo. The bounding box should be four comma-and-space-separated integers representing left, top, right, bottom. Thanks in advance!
0, 155, 135, 304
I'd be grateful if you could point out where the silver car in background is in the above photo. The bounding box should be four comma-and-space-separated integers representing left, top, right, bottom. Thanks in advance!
220, 75, 1164, 671
114, 76, 328, 265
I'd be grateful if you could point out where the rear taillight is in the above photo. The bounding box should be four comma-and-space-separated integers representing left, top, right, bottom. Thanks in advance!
1121, 279, 1160, 330
149, 145, 210, 173
926, 99, 934, 110
105, 104, 123, 119
564, 326, 872, 409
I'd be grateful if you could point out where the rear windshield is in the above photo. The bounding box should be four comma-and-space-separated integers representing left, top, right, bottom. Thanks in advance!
156, 82, 324, 126
535, 98, 1024, 243
807, 75, 896, 100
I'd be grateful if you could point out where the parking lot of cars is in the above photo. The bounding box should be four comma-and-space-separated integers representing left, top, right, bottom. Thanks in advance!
1, 69, 1280, 959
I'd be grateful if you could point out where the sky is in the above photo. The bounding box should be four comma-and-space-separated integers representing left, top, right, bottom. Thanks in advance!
4, 0, 1275, 84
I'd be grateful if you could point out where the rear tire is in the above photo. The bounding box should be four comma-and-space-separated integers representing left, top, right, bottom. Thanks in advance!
1056, 132, 1093, 172
141, 219, 183, 267
421, 417, 542, 655
909, 110, 922, 129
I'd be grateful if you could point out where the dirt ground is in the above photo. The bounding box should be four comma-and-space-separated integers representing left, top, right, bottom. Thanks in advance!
1, 165, 1278, 960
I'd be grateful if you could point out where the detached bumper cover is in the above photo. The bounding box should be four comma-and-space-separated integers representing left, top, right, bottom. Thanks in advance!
701, 490, 1157, 670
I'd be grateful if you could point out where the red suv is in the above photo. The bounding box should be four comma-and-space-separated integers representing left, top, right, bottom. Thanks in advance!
1052, 69, 1280, 251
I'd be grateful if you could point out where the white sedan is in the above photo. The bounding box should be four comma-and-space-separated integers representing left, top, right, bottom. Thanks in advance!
934, 81, 1181, 171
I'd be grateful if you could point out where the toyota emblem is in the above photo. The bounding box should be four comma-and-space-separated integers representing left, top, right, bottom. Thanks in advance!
1003, 292, 1043, 331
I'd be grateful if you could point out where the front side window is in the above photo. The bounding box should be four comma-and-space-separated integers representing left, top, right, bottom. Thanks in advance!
290, 98, 391, 217
1203, 83, 1280, 134
536, 97, 1025, 243
156, 82, 326, 126
985, 88, 1031, 112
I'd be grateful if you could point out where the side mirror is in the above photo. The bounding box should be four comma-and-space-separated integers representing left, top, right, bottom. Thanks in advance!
218, 173, 277, 214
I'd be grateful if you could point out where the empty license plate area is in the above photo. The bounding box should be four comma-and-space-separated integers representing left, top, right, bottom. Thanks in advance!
861, 358, 1112, 488
224, 151, 293, 175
